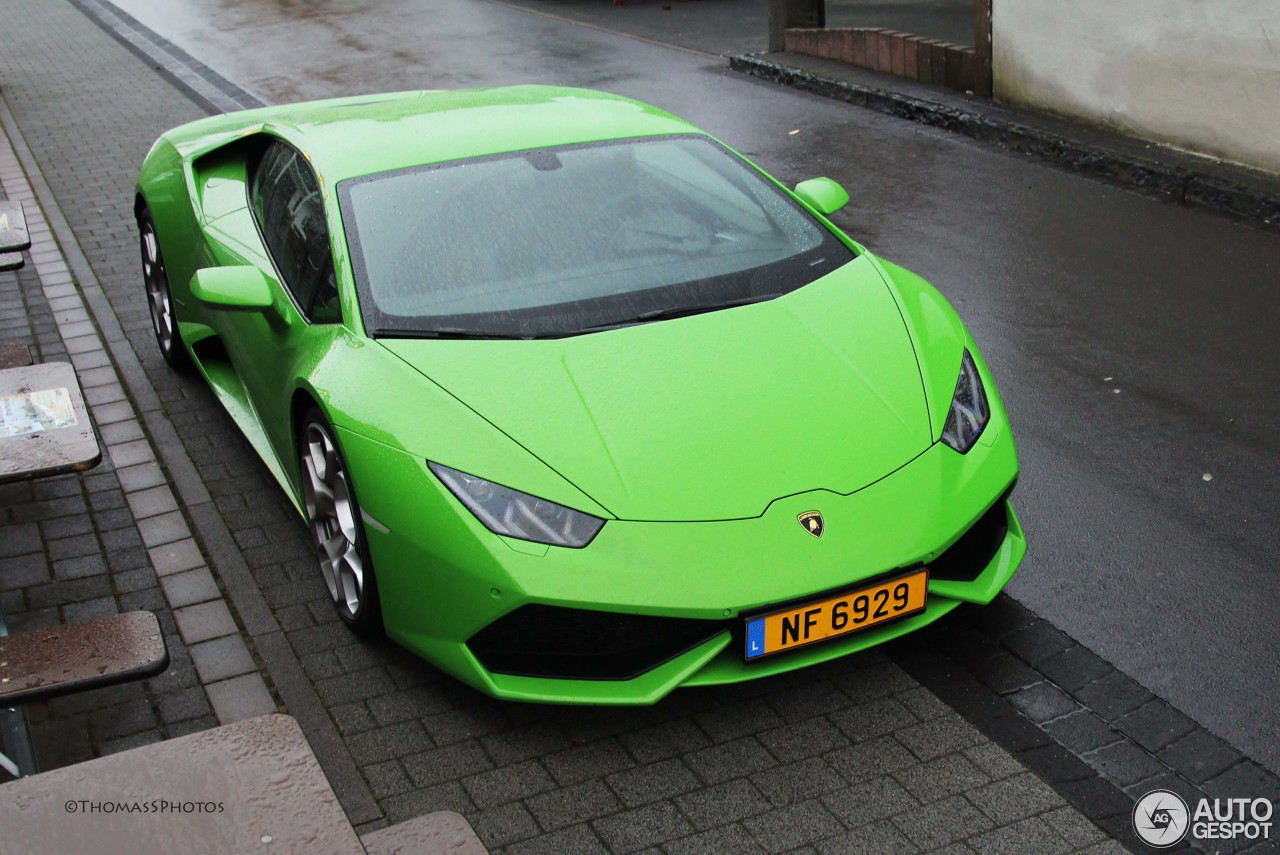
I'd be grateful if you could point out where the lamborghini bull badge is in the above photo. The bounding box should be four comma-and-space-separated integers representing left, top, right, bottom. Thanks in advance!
798, 511, 824, 538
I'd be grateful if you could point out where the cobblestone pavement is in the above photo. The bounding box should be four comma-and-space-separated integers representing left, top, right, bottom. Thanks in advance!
0, 1, 1254, 853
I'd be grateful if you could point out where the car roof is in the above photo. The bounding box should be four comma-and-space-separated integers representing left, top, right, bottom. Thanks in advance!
173, 86, 705, 184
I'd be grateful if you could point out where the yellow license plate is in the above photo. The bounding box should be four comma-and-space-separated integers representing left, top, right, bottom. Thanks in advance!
744, 569, 928, 660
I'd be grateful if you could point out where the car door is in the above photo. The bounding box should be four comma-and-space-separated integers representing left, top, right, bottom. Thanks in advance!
210, 139, 345, 477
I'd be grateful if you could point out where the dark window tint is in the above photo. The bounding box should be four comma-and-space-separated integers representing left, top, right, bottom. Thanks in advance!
250, 141, 341, 323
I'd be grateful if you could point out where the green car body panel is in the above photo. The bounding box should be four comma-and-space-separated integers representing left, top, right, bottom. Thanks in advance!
137, 85, 1025, 704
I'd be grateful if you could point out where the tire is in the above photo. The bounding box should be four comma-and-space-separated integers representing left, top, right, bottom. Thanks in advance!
138, 207, 189, 369
299, 407, 383, 635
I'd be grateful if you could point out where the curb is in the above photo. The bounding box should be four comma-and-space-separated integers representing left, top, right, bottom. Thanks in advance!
67, 0, 265, 114
729, 52, 1280, 229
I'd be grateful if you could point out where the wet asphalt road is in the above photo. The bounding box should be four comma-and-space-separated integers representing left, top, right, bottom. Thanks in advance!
111, 0, 1280, 771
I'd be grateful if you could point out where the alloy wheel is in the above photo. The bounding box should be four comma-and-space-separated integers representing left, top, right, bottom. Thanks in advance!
301, 422, 366, 618
140, 220, 175, 353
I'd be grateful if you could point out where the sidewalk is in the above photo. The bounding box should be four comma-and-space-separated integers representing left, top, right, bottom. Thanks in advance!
728, 50, 1280, 229
0, 1, 1229, 853
0, 103, 278, 771
489, 0, 975, 56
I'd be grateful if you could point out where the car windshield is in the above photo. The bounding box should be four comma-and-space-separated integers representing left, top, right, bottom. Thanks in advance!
339, 135, 855, 338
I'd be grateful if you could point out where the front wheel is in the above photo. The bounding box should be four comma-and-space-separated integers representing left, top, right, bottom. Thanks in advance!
138, 207, 189, 369
299, 408, 382, 636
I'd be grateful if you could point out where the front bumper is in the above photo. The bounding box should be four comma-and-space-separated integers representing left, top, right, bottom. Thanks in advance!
338, 411, 1022, 705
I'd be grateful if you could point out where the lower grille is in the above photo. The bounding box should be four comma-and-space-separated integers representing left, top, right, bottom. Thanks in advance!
468, 605, 727, 681
928, 495, 1010, 582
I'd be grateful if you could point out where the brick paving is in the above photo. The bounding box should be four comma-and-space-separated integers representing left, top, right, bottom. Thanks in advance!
2, 0, 1255, 853
897, 601, 1280, 854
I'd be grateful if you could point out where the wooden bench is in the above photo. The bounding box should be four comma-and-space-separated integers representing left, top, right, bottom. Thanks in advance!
0, 199, 28, 272
0, 343, 32, 371
0, 610, 169, 707
0, 610, 168, 777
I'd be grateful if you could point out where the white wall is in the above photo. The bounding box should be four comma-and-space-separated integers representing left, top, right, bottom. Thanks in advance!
993, 0, 1280, 174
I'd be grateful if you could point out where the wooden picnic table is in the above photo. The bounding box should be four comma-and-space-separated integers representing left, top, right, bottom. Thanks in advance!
0, 361, 101, 483
0, 714, 367, 855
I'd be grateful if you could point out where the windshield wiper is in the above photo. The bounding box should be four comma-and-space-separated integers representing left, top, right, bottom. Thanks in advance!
576, 292, 784, 334
636, 292, 783, 322
374, 292, 786, 340
373, 326, 538, 340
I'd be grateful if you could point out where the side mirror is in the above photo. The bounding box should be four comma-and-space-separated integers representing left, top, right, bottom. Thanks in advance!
191, 266, 274, 311
793, 177, 850, 216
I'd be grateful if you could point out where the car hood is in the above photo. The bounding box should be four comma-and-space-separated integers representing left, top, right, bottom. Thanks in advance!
381, 255, 932, 521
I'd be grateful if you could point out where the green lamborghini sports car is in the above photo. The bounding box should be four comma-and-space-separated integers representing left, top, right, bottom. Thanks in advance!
136, 86, 1024, 704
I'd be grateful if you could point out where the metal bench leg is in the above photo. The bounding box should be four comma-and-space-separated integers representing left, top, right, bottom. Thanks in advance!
0, 609, 39, 778
0, 706, 38, 778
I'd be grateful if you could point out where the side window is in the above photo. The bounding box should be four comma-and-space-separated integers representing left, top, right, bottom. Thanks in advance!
250, 141, 341, 324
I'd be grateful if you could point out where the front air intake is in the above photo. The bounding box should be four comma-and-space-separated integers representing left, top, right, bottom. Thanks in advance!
468, 605, 727, 681
927, 495, 1010, 582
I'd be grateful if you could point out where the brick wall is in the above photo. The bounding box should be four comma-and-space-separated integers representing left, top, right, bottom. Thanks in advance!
784, 28, 980, 95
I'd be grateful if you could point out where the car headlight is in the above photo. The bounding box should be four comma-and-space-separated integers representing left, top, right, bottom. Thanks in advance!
940, 350, 990, 453
428, 462, 605, 547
